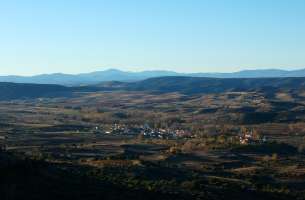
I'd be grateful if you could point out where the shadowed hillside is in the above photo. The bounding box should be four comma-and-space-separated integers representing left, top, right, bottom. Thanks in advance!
100, 76, 305, 95
0, 82, 72, 100
0, 150, 293, 200
2, 76, 305, 100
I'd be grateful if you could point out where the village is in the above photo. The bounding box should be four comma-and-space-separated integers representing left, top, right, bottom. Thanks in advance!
91, 123, 267, 145
92, 123, 194, 139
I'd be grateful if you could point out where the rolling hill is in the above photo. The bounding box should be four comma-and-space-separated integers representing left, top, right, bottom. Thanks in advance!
113, 76, 305, 95
1, 76, 305, 100
0, 82, 72, 100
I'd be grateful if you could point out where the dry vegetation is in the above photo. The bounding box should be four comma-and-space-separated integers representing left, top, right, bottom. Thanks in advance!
1, 90, 305, 199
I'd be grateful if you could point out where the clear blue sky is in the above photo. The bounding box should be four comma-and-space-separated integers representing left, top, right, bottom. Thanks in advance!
1, 0, 305, 75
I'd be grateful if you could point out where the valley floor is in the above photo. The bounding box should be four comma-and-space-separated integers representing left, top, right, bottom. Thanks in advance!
1, 91, 305, 199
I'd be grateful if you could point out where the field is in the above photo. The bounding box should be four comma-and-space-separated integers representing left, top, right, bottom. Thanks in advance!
1, 90, 305, 200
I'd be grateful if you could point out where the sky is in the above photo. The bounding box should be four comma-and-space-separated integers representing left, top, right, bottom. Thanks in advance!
1, 0, 305, 75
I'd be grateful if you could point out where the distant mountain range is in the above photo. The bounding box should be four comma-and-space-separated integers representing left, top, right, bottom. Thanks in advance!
1, 68, 305, 86
2, 76, 305, 100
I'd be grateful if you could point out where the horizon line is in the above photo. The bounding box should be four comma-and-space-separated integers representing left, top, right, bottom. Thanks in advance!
1, 67, 305, 77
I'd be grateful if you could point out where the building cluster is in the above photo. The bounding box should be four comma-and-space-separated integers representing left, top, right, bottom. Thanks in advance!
239, 130, 267, 145
93, 123, 193, 139
93, 124, 267, 144
142, 127, 192, 139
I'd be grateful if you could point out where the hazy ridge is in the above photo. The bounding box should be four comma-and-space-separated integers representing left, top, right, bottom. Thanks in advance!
1, 68, 305, 86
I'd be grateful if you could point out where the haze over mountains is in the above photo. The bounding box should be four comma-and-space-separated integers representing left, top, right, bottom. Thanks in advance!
1, 68, 305, 86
